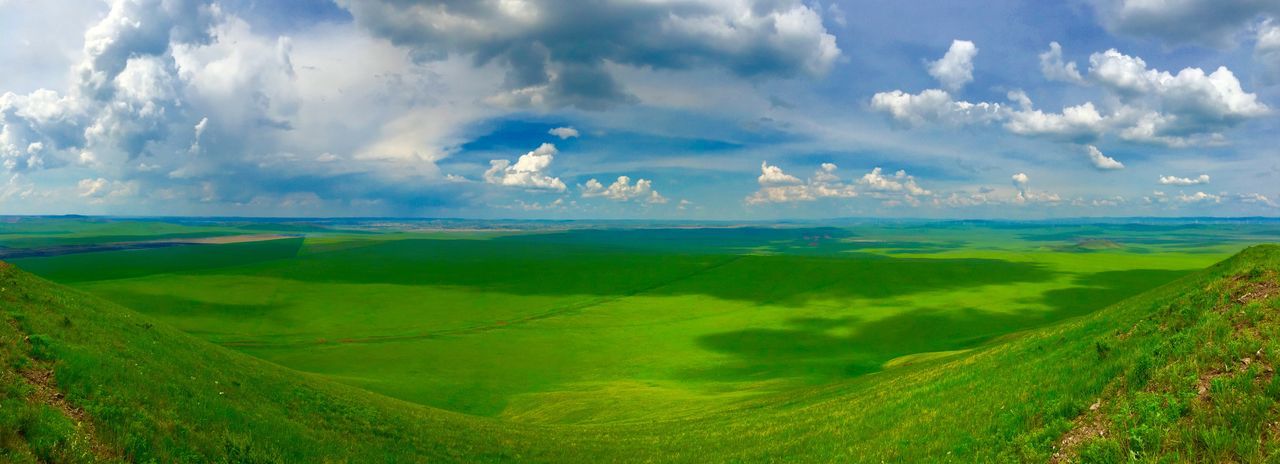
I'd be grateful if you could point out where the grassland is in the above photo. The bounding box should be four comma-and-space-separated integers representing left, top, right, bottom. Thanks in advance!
3, 217, 1280, 461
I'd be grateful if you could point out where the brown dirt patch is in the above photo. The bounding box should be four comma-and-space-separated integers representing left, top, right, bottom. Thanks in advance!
1230, 271, 1279, 305
6, 318, 116, 459
1050, 400, 1108, 463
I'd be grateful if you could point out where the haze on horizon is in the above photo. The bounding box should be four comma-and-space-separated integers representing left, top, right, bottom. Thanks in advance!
2, 0, 1279, 220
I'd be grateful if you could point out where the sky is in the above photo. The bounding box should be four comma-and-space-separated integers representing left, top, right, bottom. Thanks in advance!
1, 0, 1279, 219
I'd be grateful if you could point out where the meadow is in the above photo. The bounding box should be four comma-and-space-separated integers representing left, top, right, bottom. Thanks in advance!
5, 217, 1280, 461
6, 218, 1273, 418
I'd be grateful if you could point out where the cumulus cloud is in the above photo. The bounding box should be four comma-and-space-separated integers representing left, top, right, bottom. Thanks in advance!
1085, 145, 1125, 170
1159, 174, 1210, 185
758, 160, 803, 185
484, 142, 567, 191
1176, 191, 1220, 203
928, 40, 978, 91
1005, 101, 1108, 142
1090, 0, 1280, 48
1237, 192, 1279, 207
1039, 42, 1084, 83
746, 161, 857, 204
875, 43, 1269, 148
337, 0, 840, 110
581, 175, 666, 204
869, 89, 1003, 127
0, 0, 529, 214
858, 167, 931, 206
1257, 20, 1280, 84
548, 126, 579, 139
1007, 172, 1061, 205
77, 177, 137, 202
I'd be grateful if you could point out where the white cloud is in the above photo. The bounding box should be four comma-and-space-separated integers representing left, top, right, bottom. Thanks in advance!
1258, 20, 1280, 84
1085, 145, 1125, 170
548, 126, 580, 139
869, 89, 1003, 127
1039, 42, 1084, 83
746, 161, 857, 204
188, 116, 208, 154
78, 177, 107, 197
1015, 189, 1062, 204
1238, 192, 1279, 207
859, 167, 931, 198
484, 142, 567, 191
874, 45, 1268, 148
928, 40, 978, 91
758, 160, 802, 185
77, 176, 137, 202
1005, 102, 1108, 141
1087, 49, 1268, 134
1176, 191, 1220, 203
581, 175, 667, 203
1007, 171, 1061, 205
1159, 174, 1210, 185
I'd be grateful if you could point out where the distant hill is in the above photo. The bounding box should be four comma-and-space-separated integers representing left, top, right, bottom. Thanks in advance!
3, 246, 1280, 462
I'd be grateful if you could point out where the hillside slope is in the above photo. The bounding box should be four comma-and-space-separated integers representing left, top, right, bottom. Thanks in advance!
2, 245, 1280, 462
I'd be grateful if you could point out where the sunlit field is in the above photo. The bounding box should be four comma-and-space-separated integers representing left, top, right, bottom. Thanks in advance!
7, 219, 1272, 418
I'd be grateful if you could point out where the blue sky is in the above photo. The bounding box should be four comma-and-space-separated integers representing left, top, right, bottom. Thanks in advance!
1, 0, 1278, 219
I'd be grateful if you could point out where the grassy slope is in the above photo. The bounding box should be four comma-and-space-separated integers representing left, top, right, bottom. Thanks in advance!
2, 246, 1279, 462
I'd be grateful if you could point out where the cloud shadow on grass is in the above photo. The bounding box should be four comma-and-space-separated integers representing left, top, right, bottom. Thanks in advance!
227, 229, 1047, 306
687, 268, 1191, 383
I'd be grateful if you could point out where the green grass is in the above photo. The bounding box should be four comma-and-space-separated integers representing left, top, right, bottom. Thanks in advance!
9, 225, 1229, 417
4, 218, 1280, 461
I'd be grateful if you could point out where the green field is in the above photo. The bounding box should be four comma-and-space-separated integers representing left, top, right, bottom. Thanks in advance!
4, 217, 1280, 461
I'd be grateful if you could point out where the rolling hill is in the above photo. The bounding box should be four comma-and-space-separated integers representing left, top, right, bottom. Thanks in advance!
3, 245, 1280, 462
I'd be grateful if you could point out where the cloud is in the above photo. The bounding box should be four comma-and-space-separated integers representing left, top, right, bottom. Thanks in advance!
1039, 42, 1084, 83
1176, 191, 1220, 203
928, 40, 978, 91
77, 176, 137, 202
758, 160, 803, 185
746, 161, 856, 204
1006, 171, 1061, 205
1090, 0, 1280, 48
858, 167, 931, 200
337, 0, 840, 110
1237, 192, 1279, 207
548, 126, 580, 139
1005, 102, 1108, 142
875, 44, 1268, 147
1257, 20, 1280, 84
869, 89, 1003, 127
188, 116, 208, 154
1085, 145, 1125, 170
581, 175, 666, 204
1159, 174, 1210, 185
484, 142, 567, 191
1090, 50, 1268, 126
77, 177, 107, 197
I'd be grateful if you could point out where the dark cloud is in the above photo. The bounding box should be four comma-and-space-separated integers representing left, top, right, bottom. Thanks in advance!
1091, 0, 1280, 48
336, 0, 839, 109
